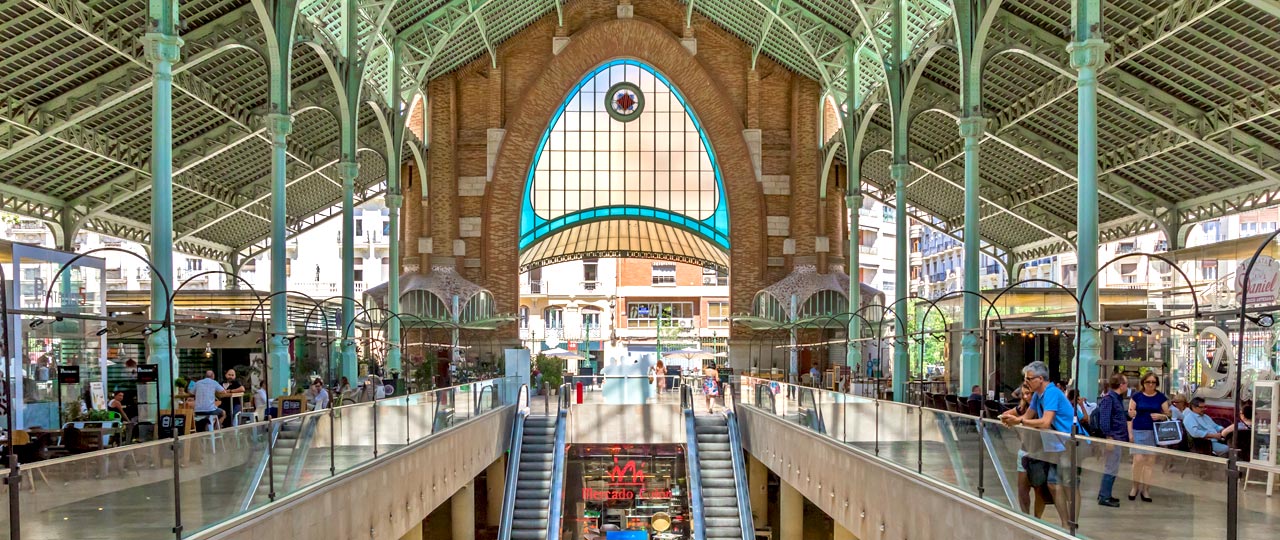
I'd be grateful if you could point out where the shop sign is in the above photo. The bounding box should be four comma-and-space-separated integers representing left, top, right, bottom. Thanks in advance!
1235, 255, 1280, 305
581, 486, 673, 501
136, 364, 158, 383
57, 365, 80, 384
607, 458, 646, 484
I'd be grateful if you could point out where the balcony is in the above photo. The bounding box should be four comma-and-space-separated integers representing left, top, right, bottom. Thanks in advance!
581, 280, 600, 292
520, 280, 547, 296
859, 245, 878, 255
292, 281, 340, 296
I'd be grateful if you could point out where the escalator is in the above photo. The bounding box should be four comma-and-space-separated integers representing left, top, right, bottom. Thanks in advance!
241, 415, 320, 510
685, 386, 755, 540
500, 405, 568, 540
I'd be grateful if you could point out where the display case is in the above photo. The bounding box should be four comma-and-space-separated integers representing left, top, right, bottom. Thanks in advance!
1248, 380, 1278, 495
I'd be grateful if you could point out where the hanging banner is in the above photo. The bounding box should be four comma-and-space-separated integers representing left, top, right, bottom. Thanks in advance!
1235, 255, 1280, 306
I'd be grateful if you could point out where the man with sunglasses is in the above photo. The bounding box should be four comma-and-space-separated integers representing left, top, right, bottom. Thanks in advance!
1002, 361, 1077, 527
1183, 397, 1236, 456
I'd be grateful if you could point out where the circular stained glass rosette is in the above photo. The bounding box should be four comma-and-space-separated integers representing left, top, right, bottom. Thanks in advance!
605, 82, 644, 122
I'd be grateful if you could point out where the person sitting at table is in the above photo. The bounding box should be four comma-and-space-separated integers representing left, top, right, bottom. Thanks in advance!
1182, 397, 1236, 456
191, 370, 226, 430
967, 385, 984, 403
308, 379, 330, 409
220, 369, 245, 421
108, 391, 131, 423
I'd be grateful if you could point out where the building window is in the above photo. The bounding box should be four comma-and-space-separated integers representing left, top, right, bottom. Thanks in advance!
702, 266, 727, 286
581, 308, 602, 334
186, 259, 202, 271
353, 268, 364, 282
383, 221, 390, 236
583, 258, 599, 283
707, 301, 729, 327
544, 307, 564, 329
652, 263, 677, 285
626, 302, 694, 328
355, 219, 364, 237
882, 280, 895, 292
519, 306, 529, 329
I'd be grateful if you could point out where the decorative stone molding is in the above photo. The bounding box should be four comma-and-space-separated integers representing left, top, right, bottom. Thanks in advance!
815, 236, 829, 253
553, 36, 571, 55
617, 0, 633, 19
743, 129, 763, 181
418, 237, 433, 254
681, 37, 697, 55
453, 239, 467, 256
459, 217, 482, 238
762, 175, 790, 195
782, 238, 796, 255
486, 128, 505, 181
459, 176, 486, 197
767, 216, 790, 237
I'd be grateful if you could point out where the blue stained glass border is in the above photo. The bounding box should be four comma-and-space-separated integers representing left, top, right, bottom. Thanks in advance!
519, 59, 730, 252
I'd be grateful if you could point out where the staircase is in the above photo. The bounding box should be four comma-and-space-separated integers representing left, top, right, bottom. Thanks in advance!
694, 415, 744, 540
510, 415, 557, 540
247, 418, 311, 507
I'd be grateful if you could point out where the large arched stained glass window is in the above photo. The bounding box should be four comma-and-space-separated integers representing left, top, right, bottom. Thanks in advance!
519, 59, 729, 253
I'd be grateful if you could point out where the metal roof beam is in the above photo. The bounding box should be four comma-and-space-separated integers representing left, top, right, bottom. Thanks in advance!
1239, 0, 1280, 19
176, 159, 343, 243
860, 182, 1008, 262
399, 0, 504, 81
83, 215, 236, 262
901, 153, 1074, 244
739, 0, 851, 89
240, 180, 387, 260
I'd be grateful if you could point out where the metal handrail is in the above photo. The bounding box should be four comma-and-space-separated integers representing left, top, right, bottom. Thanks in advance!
546, 406, 570, 540
497, 383, 529, 540
722, 386, 755, 540
683, 384, 707, 540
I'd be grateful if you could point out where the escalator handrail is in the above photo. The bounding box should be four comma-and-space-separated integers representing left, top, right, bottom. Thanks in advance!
683, 382, 707, 540
723, 406, 756, 540
238, 419, 281, 512
497, 407, 529, 540
546, 407, 570, 540
281, 415, 321, 493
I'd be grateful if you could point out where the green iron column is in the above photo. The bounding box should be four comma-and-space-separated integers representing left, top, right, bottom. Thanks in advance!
143, 0, 181, 416
891, 161, 910, 402
267, 113, 293, 397
958, 116, 984, 392
1069, 0, 1107, 399
843, 42, 862, 371
339, 160, 359, 383
386, 44, 405, 376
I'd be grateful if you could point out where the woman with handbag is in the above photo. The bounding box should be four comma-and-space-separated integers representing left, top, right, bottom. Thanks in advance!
1128, 372, 1171, 502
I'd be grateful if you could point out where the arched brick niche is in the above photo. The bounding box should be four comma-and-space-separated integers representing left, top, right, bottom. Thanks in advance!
483, 16, 768, 316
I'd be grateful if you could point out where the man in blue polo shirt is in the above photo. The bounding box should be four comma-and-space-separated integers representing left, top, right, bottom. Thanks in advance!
1002, 361, 1076, 528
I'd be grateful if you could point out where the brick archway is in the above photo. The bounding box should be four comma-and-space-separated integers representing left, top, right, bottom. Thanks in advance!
483, 16, 766, 315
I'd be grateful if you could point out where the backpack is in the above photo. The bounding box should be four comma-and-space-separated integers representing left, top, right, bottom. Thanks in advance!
1088, 393, 1118, 437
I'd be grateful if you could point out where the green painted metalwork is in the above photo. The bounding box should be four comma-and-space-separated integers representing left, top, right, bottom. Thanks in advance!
143, 0, 182, 417
385, 41, 405, 375
889, 0, 910, 403
955, 0, 988, 393
843, 41, 862, 370
1070, 0, 1106, 400
266, 0, 300, 397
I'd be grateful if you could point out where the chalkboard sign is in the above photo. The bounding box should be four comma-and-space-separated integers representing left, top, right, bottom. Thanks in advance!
136, 364, 158, 383
158, 413, 188, 439
279, 397, 304, 416
57, 365, 80, 384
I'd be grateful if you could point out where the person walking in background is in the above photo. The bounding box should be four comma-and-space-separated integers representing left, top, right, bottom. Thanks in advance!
1095, 374, 1129, 507
1128, 372, 1170, 502
702, 362, 720, 414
